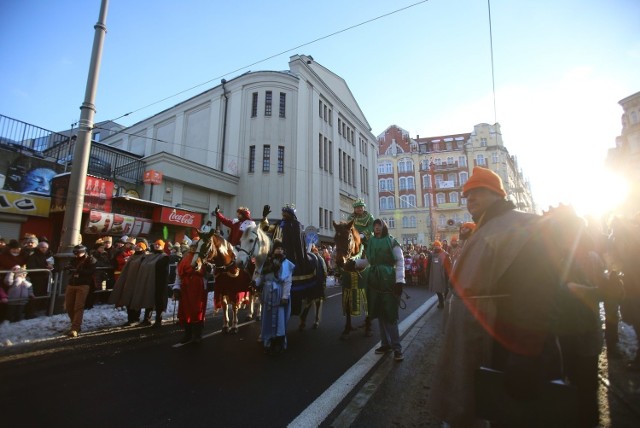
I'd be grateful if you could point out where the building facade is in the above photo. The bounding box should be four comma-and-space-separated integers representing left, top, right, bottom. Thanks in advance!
101, 54, 378, 243
377, 123, 534, 246
607, 90, 640, 217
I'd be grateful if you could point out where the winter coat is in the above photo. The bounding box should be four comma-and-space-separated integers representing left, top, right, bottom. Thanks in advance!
426, 249, 451, 294
66, 254, 97, 287
4, 272, 34, 305
215, 211, 256, 246
174, 251, 208, 324
429, 201, 559, 427
363, 234, 405, 323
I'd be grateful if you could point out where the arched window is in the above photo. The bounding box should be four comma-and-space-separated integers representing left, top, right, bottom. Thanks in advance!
409, 216, 417, 228
450, 192, 459, 203
387, 217, 395, 228
422, 174, 431, 188
386, 178, 394, 191
407, 176, 415, 190
377, 162, 393, 174
398, 158, 414, 173
436, 193, 446, 204
378, 178, 387, 191
459, 171, 469, 186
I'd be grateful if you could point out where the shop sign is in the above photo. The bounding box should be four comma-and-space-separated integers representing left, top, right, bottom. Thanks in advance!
143, 170, 163, 185
0, 189, 50, 217
154, 207, 202, 227
50, 174, 114, 213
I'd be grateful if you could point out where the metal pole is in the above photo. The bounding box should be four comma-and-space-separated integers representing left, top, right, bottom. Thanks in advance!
58, 0, 109, 254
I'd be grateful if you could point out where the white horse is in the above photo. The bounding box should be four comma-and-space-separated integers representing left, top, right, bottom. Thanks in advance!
237, 224, 326, 330
237, 224, 272, 321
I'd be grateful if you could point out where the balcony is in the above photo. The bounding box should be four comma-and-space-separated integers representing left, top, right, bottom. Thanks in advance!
0, 114, 145, 185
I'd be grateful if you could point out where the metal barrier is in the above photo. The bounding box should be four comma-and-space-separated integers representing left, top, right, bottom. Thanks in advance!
1, 268, 54, 316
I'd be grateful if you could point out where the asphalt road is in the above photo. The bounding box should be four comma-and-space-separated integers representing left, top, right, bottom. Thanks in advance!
0, 283, 434, 428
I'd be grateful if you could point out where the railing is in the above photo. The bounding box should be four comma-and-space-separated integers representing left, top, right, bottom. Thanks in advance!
0, 114, 145, 184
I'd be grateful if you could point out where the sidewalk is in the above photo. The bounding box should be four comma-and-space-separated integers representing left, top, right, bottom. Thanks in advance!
328, 301, 640, 428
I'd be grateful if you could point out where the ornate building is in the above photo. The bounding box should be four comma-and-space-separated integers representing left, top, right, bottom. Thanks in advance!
377, 123, 534, 246
607, 90, 640, 217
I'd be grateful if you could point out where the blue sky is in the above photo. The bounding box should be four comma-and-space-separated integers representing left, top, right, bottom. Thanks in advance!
1, 0, 639, 214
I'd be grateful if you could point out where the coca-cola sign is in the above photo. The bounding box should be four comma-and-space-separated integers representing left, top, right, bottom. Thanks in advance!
155, 207, 202, 227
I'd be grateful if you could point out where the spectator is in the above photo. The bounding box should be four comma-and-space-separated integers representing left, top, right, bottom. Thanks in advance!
3, 265, 34, 322
429, 167, 559, 426
92, 240, 112, 305
0, 237, 7, 255
26, 240, 54, 317
64, 245, 97, 337
426, 241, 452, 309
139, 239, 170, 328
113, 237, 135, 282
0, 239, 27, 271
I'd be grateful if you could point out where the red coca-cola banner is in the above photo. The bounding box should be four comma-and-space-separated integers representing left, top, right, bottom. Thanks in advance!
153, 207, 202, 228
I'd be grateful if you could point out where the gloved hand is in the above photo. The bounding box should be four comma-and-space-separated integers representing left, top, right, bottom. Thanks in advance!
213, 205, 220, 216
263, 204, 271, 218
392, 282, 404, 297
344, 259, 356, 271
359, 233, 365, 240
280, 298, 289, 307
172, 289, 181, 301
504, 354, 544, 400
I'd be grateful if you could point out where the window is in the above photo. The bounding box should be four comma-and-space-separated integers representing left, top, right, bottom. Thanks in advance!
328, 140, 333, 173
323, 105, 328, 122
492, 152, 499, 164
249, 145, 256, 173
387, 217, 395, 228
263, 145, 271, 172
447, 156, 454, 165
324, 137, 329, 171
319, 207, 323, 228
277, 146, 285, 173
436, 193, 446, 204
319, 134, 324, 169
251, 92, 258, 117
319, 100, 323, 118
459, 156, 467, 167
328, 109, 332, 125
379, 178, 388, 191
450, 192, 459, 203
480, 137, 487, 147
398, 158, 413, 173
476, 154, 486, 166
93, 132, 101, 142
422, 175, 431, 188
279, 92, 286, 118
265, 91, 272, 117
378, 162, 393, 174
460, 171, 469, 186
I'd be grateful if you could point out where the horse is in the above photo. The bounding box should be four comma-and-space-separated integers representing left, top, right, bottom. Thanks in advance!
236, 224, 272, 321
333, 219, 372, 339
236, 223, 327, 331
199, 232, 252, 334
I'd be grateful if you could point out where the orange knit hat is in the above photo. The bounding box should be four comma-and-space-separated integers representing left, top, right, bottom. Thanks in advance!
462, 167, 506, 197
432, 240, 442, 247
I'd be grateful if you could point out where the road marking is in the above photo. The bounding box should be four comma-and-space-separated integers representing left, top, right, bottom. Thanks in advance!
287, 295, 438, 428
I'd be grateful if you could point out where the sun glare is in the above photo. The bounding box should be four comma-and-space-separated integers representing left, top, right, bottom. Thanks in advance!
571, 169, 629, 219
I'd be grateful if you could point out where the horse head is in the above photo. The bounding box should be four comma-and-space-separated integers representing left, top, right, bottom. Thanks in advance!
201, 232, 237, 272
332, 219, 361, 270
237, 224, 272, 279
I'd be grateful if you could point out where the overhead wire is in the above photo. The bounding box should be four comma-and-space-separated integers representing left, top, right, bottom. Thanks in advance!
107, 0, 431, 124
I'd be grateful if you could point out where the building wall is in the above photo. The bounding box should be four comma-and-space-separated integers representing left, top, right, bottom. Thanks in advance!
101, 55, 378, 241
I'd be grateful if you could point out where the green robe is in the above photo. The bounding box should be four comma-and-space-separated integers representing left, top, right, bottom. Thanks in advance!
365, 234, 401, 323
347, 211, 375, 244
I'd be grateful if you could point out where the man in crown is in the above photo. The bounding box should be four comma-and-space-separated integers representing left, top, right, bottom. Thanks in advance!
347, 198, 375, 248
261, 204, 309, 276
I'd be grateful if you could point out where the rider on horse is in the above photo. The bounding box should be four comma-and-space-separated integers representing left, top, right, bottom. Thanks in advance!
348, 199, 375, 249
213, 205, 256, 247
260, 204, 310, 276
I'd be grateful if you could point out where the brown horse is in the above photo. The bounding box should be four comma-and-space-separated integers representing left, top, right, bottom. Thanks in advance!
333, 220, 372, 339
199, 232, 252, 334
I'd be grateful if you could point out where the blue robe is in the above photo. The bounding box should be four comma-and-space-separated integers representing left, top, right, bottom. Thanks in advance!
258, 258, 295, 348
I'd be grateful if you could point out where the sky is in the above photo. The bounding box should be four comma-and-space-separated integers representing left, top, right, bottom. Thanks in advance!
1, 0, 639, 215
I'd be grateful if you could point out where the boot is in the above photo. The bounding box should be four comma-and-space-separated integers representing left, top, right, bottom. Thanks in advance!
140, 309, 153, 326
192, 322, 204, 344
153, 313, 163, 328
180, 324, 193, 344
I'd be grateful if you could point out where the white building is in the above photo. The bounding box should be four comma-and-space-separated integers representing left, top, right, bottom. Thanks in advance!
102, 54, 378, 242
